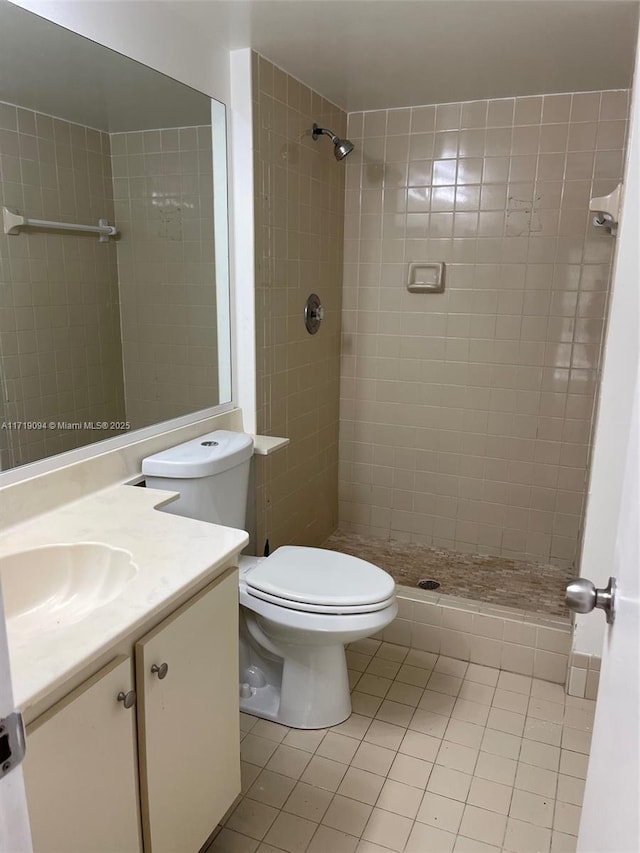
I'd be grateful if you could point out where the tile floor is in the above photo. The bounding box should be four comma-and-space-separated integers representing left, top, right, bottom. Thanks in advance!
209, 638, 593, 853
323, 530, 572, 618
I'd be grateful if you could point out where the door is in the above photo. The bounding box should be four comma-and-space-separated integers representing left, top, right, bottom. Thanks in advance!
23, 656, 142, 853
0, 583, 32, 853
576, 29, 640, 853
135, 569, 240, 853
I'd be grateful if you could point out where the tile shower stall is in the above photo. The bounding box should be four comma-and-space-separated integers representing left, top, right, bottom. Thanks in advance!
251, 53, 629, 687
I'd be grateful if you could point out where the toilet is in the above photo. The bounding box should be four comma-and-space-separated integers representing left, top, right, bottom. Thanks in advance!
142, 430, 397, 728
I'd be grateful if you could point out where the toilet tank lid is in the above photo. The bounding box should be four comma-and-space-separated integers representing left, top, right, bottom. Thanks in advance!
142, 430, 254, 478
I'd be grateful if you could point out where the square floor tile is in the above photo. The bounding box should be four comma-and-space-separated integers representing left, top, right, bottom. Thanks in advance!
362, 808, 413, 852
307, 825, 359, 853
300, 756, 349, 792
376, 642, 410, 663
376, 779, 424, 818
445, 718, 485, 749
559, 750, 589, 779
405, 649, 439, 669
515, 763, 558, 798
400, 729, 441, 762
347, 651, 374, 673
428, 672, 464, 696
241, 735, 280, 767
351, 741, 396, 776
493, 689, 529, 716
317, 732, 360, 763
467, 776, 513, 815
388, 752, 434, 788
410, 707, 450, 737
337, 767, 386, 805
366, 657, 402, 679
375, 699, 414, 726
208, 828, 259, 852
474, 751, 517, 786
459, 804, 507, 846
282, 728, 327, 753
497, 673, 532, 695
550, 830, 578, 852
553, 801, 581, 835
322, 794, 372, 836
503, 817, 552, 853
246, 770, 296, 809
265, 745, 312, 780
241, 762, 262, 793
560, 728, 591, 755
356, 674, 393, 698
458, 681, 495, 706
480, 728, 522, 760
397, 664, 433, 687
519, 740, 560, 772
531, 680, 566, 704
509, 788, 554, 828
419, 689, 457, 716
226, 799, 279, 840
252, 720, 290, 743
453, 836, 501, 852
283, 781, 333, 822
417, 791, 465, 833
405, 821, 456, 853
452, 698, 491, 725
331, 714, 371, 741
263, 811, 317, 853
556, 774, 585, 806
364, 719, 406, 750
465, 664, 500, 686
435, 656, 469, 677
487, 707, 526, 736
523, 718, 562, 747
427, 765, 473, 802
386, 681, 424, 707
436, 740, 479, 774
528, 698, 565, 724
351, 692, 383, 717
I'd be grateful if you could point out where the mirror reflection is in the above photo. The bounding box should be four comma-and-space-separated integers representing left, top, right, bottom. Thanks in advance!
0, 1, 230, 471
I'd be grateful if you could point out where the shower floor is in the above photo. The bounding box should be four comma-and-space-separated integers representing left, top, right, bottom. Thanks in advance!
323, 529, 572, 619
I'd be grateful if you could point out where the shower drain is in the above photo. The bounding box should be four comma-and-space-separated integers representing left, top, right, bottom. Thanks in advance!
417, 579, 440, 590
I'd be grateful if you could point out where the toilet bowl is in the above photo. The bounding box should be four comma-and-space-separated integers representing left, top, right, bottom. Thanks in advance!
142, 430, 397, 728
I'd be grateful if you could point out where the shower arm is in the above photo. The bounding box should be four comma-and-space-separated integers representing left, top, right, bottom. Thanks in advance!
312, 123, 339, 144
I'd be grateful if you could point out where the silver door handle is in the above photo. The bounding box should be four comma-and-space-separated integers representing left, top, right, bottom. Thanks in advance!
565, 577, 616, 624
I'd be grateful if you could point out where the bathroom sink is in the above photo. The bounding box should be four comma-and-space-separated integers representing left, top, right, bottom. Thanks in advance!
0, 543, 138, 639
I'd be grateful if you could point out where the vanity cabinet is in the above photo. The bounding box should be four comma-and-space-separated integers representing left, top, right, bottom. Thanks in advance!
22, 567, 240, 853
136, 568, 240, 853
23, 656, 142, 853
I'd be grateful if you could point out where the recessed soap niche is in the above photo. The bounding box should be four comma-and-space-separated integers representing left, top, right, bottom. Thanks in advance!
407, 262, 446, 293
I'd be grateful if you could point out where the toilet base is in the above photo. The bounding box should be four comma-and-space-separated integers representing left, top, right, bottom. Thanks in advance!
239, 638, 353, 729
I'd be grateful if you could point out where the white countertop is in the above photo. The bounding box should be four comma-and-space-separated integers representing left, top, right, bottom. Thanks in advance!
0, 484, 248, 712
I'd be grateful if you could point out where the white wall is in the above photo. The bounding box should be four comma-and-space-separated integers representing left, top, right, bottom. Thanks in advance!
575, 41, 639, 656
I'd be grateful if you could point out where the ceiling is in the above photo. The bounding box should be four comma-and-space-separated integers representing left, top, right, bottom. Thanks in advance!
0, 0, 212, 131
174, 0, 639, 111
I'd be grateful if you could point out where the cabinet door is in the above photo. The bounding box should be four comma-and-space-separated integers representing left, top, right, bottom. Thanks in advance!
23, 656, 142, 853
136, 569, 240, 853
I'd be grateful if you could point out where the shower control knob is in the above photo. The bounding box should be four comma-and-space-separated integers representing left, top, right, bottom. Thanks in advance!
565, 577, 616, 624
151, 662, 169, 680
304, 293, 323, 335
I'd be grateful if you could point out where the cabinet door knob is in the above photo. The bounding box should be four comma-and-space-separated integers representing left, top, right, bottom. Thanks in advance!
151, 662, 169, 680
117, 690, 136, 709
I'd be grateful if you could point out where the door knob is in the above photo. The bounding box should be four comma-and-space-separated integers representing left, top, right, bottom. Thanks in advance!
151, 662, 169, 680
565, 577, 616, 624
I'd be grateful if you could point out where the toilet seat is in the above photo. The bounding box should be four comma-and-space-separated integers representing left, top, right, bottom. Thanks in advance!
243, 546, 396, 614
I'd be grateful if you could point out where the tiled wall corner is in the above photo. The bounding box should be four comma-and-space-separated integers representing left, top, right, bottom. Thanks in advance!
377, 589, 572, 684
252, 53, 346, 552
567, 651, 601, 698
340, 89, 630, 571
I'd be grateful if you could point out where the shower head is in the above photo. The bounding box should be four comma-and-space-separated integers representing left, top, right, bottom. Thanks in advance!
312, 123, 354, 160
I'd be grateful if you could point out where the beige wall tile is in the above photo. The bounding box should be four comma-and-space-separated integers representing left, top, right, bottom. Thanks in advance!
339, 91, 629, 571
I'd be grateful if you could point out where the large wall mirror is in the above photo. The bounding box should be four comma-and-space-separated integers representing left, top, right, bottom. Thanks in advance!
0, 1, 231, 471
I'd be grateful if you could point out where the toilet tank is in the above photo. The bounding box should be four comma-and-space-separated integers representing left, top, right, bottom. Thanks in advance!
141, 430, 254, 529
